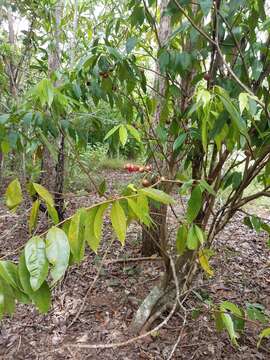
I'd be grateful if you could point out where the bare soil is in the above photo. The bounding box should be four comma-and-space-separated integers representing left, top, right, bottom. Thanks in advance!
0, 170, 269, 359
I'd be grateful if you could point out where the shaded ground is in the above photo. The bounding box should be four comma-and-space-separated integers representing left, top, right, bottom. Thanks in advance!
0, 170, 269, 359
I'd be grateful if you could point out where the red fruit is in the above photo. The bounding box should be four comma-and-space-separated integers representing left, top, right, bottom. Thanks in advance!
139, 166, 145, 173
145, 165, 152, 172
133, 165, 140, 172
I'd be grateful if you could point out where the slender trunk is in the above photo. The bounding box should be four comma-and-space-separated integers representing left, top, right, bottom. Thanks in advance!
41, 1, 65, 220
7, 6, 16, 98
141, 0, 171, 256
71, 0, 78, 66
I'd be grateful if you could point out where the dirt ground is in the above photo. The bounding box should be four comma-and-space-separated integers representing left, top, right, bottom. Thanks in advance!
0, 170, 269, 359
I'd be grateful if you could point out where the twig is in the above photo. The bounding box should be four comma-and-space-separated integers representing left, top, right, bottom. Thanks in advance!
104, 256, 162, 265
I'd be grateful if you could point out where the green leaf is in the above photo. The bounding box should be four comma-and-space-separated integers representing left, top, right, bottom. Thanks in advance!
176, 224, 188, 255
127, 197, 151, 226
18, 253, 51, 313
0, 261, 20, 290
5, 178, 23, 211
139, 188, 175, 205
199, 179, 216, 196
84, 206, 100, 253
68, 210, 86, 263
221, 312, 238, 346
36, 78, 54, 107
194, 225, 205, 245
187, 225, 199, 250
31, 281, 51, 313
33, 183, 54, 207
186, 185, 202, 223
126, 36, 137, 54
246, 303, 268, 324
239, 93, 249, 114
173, 133, 187, 152
257, 327, 270, 348
46, 203, 59, 224
199, 249, 214, 276
126, 124, 141, 142
29, 200, 40, 234
25, 236, 49, 291
199, 0, 212, 15
119, 125, 128, 146
111, 201, 127, 245
0, 277, 15, 318
104, 125, 120, 141
46, 227, 70, 283
218, 93, 247, 136
94, 203, 109, 241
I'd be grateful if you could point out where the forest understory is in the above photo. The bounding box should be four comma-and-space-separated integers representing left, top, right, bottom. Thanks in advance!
0, 170, 269, 360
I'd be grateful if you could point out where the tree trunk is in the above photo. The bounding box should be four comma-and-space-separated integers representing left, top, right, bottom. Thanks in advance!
41, 1, 65, 220
141, 0, 171, 256
7, 6, 17, 99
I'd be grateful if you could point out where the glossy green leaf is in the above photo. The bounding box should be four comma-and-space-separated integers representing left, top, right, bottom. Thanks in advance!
173, 133, 187, 152
18, 252, 51, 313
186, 185, 202, 223
111, 201, 127, 245
199, 249, 214, 276
187, 225, 199, 250
31, 281, 51, 313
139, 188, 174, 205
68, 209, 86, 263
199, 179, 216, 196
84, 206, 100, 253
33, 183, 54, 207
126, 124, 141, 142
46, 227, 70, 283
239, 93, 249, 114
29, 199, 40, 234
0, 277, 15, 318
221, 313, 238, 346
46, 203, 59, 224
94, 203, 109, 241
176, 224, 188, 255
194, 225, 205, 245
104, 125, 120, 141
119, 125, 128, 146
0, 261, 20, 290
5, 178, 23, 211
25, 236, 49, 291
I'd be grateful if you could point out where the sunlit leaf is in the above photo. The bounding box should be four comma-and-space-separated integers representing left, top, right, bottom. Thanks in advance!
25, 236, 48, 291
5, 178, 23, 211
29, 200, 40, 234
111, 201, 127, 245
46, 227, 70, 283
